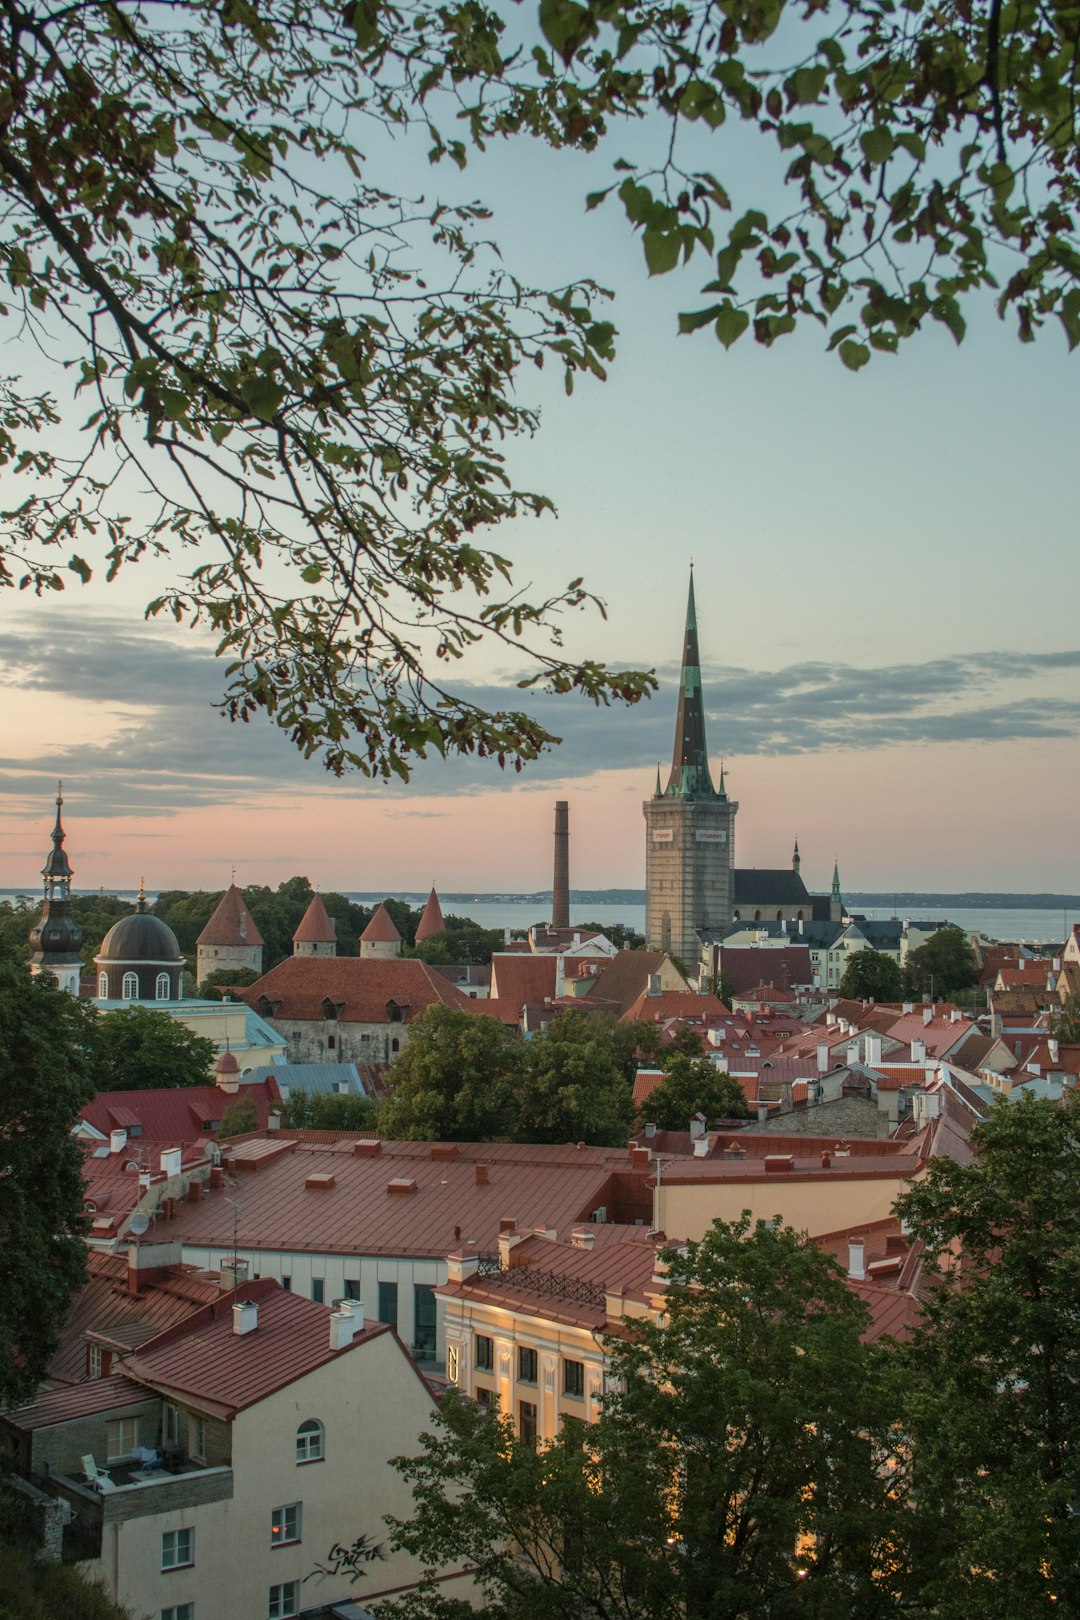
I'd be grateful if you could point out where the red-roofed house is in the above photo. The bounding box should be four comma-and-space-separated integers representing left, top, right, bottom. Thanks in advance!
77, 1077, 282, 1147
195, 884, 264, 984
242, 955, 471, 1063
1, 1280, 473, 1619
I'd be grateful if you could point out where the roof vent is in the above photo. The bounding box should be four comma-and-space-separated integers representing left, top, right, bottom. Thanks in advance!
233, 1299, 258, 1336
475, 1164, 489, 1187
110, 1129, 128, 1155
764, 1154, 794, 1174
387, 1177, 417, 1195
353, 1139, 382, 1156
431, 1143, 459, 1160
306, 1172, 336, 1190
499, 1217, 517, 1235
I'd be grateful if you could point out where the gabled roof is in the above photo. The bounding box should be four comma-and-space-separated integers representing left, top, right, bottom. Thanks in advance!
196, 884, 264, 948
243, 957, 469, 1023
6, 1374, 152, 1432
588, 951, 683, 1016
293, 893, 337, 945
732, 869, 812, 906
122, 1278, 387, 1418
46, 1251, 224, 1385
361, 902, 401, 943
716, 946, 813, 996
79, 1079, 282, 1144
620, 988, 729, 1023
415, 887, 446, 942
488, 953, 558, 1008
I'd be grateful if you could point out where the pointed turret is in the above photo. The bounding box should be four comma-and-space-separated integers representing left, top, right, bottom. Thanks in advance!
830, 858, 844, 923
196, 882, 264, 983
293, 893, 337, 957
29, 782, 84, 994
415, 887, 446, 944
665, 571, 719, 799
360, 901, 402, 960
792, 838, 801, 876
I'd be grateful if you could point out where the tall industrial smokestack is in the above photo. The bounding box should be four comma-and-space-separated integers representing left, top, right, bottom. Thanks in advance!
552, 800, 570, 929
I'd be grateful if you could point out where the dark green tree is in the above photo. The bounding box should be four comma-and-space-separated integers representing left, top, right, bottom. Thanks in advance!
894, 1095, 1080, 1617
84, 1005, 216, 1091
903, 927, 977, 999
386, 1216, 899, 1619
837, 948, 903, 1002
641, 1053, 749, 1130
380, 1005, 522, 1141
197, 966, 261, 998
0, 1547, 135, 1620
517, 1011, 634, 1146
1049, 991, 1080, 1044
0, 942, 94, 1406
280, 1091, 380, 1132
217, 1094, 259, 1139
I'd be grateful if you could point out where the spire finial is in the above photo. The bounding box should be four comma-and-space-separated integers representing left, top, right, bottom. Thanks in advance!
137, 875, 147, 912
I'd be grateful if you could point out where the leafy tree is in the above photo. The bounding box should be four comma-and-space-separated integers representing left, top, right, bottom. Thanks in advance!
838, 948, 903, 1002
0, 3, 651, 781
609, 1014, 661, 1082
516, 1011, 634, 1146
386, 1216, 898, 1619
412, 922, 505, 967
280, 1091, 380, 1132
197, 966, 261, 998
1049, 991, 1080, 1043
894, 1096, 1080, 1616
380, 1005, 522, 1141
660, 1025, 706, 1060
217, 1094, 259, 1138
84, 1005, 216, 1091
0, 941, 93, 1406
641, 1052, 749, 1130
904, 927, 977, 999
574, 921, 646, 951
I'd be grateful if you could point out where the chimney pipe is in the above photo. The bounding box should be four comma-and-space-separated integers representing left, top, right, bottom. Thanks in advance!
552, 800, 570, 931
233, 1299, 258, 1335
847, 1238, 866, 1280
330, 1302, 358, 1350
110, 1129, 127, 1155
475, 1163, 489, 1187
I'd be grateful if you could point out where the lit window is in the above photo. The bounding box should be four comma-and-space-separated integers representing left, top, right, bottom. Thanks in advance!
162, 1606, 194, 1620
474, 1334, 494, 1372
296, 1420, 324, 1464
106, 1416, 139, 1462
122, 971, 138, 1000
156, 972, 171, 1001
518, 1347, 538, 1384
563, 1359, 585, 1399
268, 1581, 299, 1618
161, 1528, 194, 1570
271, 1503, 301, 1546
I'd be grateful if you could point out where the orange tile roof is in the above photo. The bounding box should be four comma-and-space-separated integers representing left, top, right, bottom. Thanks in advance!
293, 893, 337, 944
415, 888, 446, 942
196, 884, 264, 948
360, 902, 401, 943
620, 989, 729, 1023
488, 954, 558, 1008
243, 956, 469, 1023
122, 1279, 390, 1417
588, 952, 674, 1015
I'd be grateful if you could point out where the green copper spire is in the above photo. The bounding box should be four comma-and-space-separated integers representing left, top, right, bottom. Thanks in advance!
665, 570, 720, 799
832, 858, 842, 900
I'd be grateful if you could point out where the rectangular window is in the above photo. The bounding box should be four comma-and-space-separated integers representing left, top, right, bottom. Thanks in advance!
519, 1400, 538, 1445
190, 1417, 207, 1461
271, 1503, 301, 1546
106, 1416, 138, 1462
162, 1606, 194, 1620
377, 1281, 398, 1330
413, 1284, 436, 1359
344, 1278, 361, 1301
475, 1386, 497, 1415
88, 1343, 103, 1379
474, 1334, 494, 1372
311, 1278, 324, 1304
518, 1346, 538, 1384
161, 1528, 194, 1570
281, 1276, 291, 1292
563, 1359, 585, 1399
164, 1404, 181, 1447
268, 1582, 299, 1619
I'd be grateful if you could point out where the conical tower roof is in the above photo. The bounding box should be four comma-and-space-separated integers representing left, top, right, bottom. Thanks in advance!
415, 887, 446, 942
360, 901, 401, 943
41, 782, 74, 887
665, 571, 720, 800
294, 892, 337, 945
197, 883, 264, 948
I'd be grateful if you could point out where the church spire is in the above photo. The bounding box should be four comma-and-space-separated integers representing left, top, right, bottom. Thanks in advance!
41, 781, 74, 895
30, 783, 84, 992
792, 837, 801, 876
832, 857, 841, 900
665, 569, 718, 799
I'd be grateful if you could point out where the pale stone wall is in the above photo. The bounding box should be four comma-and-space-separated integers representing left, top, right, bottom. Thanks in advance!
644, 795, 738, 964
196, 941, 263, 982
656, 1167, 919, 1242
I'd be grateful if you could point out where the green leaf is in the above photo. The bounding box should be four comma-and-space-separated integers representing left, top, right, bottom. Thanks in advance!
67, 555, 92, 583
838, 339, 870, 370
714, 303, 749, 348
539, 0, 589, 63
860, 127, 894, 165
643, 230, 680, 276
678, 305, 723, 334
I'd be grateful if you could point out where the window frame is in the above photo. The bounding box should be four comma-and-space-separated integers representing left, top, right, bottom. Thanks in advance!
474, 1333, 494, 1372
562, 1358, 585, 1399
155, 971, 171, 1001
270, 1502, 302, 1547
121, 970, 138, 1000
161, 1606, 195, 1620
296, 1419, 324, 1465
268, 1581, 299, 1619
311, 1277, 324, 1304
189, 1416, 207, 1461
518, 1400, 538, 1445
517, 1346, 538, 1385
161, 1527, 195, 1571
106, 1415, 139, 1463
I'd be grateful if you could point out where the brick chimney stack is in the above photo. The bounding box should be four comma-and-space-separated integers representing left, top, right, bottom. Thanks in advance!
552, 800, 570, 929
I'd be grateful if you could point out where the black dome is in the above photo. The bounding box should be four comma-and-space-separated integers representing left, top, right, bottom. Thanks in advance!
29, 911, 84, 959
97, 912, 183, 964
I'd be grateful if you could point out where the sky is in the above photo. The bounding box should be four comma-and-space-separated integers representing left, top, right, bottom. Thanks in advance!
2, 38, 1078, 899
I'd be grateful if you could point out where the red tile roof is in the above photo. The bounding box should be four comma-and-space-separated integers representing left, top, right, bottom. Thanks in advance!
80, 1080, 281, 1145
488, 954, 558, 1008
415, 888, 446, 942
439, 1227, 659, 1330
196, 884, 264, 948
588, 952, 680, 1016
122, 1279, 389, 1417
47, 1251, 223, 1385
293, 894, 337, 944
361, 902, 401, 943
159, 1139, 655, 1261
620, 989, 729, 1023
243, 957, 469, 1023
716, 946, 813, 995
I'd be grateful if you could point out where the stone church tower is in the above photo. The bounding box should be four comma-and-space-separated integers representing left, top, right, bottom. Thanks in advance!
644, 574, 737, 965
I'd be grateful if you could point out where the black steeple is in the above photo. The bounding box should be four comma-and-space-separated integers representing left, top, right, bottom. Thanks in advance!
29, 783, 84, 968
665, 570, 723, 800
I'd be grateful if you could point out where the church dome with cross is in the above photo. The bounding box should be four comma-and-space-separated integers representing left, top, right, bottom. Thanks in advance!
95, 880, 185, 1003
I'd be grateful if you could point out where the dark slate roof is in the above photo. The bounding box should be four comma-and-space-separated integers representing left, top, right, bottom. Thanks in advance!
732, 869, 812, 906
96, 912, 184, 964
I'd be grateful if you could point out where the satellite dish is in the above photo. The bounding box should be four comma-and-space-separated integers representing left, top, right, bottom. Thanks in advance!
129, 1213, 150, 1235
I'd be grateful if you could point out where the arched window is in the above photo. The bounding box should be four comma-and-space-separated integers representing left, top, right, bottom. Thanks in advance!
732, 911, 741, 922
296, 1419, 324, 1464
753, 910, 762, 923
156, 972, 170, 1001
121, 971, 138, 1000
797, 910, 804, 921
776, 910, 783, 922
390, 1037, 400, 1055
98, 972, 109, 998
